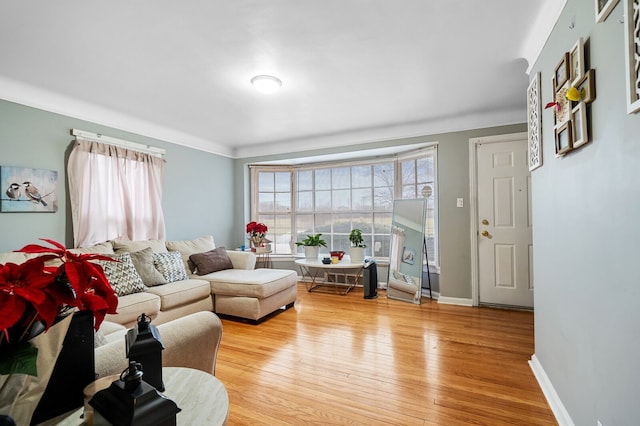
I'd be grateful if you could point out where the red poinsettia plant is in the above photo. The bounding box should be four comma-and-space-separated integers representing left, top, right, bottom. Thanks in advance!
246, 221, 268, 246
0, 239, 118, 375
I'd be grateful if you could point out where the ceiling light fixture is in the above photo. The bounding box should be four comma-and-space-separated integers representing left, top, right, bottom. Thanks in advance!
251, 75, 282, 94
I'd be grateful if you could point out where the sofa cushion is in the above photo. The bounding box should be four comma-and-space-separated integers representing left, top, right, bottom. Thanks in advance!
67, 242, 115, 255
112, 239, 168, 254
153, 252, 189, 283
95, 252, 147, 297
129, 247, 167, 287
105, 292, 161, 327
145, 279, 212, 311
203, 269, 298, 299
190, 247, 233, 275
0, 252, 28, 265
166, 235, 215, 273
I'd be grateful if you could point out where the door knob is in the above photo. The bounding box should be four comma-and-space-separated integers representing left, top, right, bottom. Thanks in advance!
481, 219, 489, 225
481, 230, 490, 237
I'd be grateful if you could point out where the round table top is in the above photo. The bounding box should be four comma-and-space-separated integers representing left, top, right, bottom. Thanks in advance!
295, 257, 365, 269
52, 367, 228, 426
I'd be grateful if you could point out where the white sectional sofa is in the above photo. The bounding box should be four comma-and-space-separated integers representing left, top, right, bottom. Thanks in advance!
0, 235, 298, 327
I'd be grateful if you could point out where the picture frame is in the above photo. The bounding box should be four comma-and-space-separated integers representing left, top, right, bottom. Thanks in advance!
0, 166, 58, 212
576, 69, 597, 104
555, 121, 573, 156
569, 38, 584, 86
401, 246, 415, 265
554, 81, 571, 127
527, 72, 543, 171
571, 103, 589, 148
554, 53, 570, 90
595, 0, 621, 23
624, 0, 640, 113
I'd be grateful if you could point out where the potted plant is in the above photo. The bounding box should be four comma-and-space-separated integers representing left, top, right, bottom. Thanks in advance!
295, 233, 327, 260
349, 229, 366, 263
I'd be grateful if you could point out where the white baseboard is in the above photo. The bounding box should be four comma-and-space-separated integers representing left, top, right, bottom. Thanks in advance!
529, 354, 574, 426
437, 296, 473, 306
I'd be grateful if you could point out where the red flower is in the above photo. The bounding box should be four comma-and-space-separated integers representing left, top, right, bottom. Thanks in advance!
246, 221, 268, 235
0, 257, 58, 333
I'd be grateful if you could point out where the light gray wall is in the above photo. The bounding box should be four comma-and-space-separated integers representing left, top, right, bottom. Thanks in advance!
0, 99, 235, 252
233, 123, 526, 299
531, 1, 640, 424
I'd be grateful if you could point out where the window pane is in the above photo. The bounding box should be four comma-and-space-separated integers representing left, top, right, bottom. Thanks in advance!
315, 169, 331, 190
296, 214, 314, 235
275, 172, 290, 192
374, 187, 393, 210
332, 167, 350, 189
298, 170, 313, 191
402, 185, 416, 199
352, 213, 372, 233
373, 212, 392, 233
297, 191, 313, 211
315, 190, 331, 211
258, 172, 274, 192
259, 192, 274, 211
351, 165, 371, 188
333, 213, 352, 233
275, 192, 290, 212
374, 163, 394, 187
401, 160, 415, 185
332, 189, 350, 210
352, 188, 372, 210
315, 213, 332, 234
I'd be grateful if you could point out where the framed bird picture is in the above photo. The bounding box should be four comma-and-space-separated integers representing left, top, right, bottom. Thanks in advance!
1, 166, 58, 212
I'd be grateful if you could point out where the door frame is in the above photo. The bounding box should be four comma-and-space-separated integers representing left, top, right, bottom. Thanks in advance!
469, 132, 528, 307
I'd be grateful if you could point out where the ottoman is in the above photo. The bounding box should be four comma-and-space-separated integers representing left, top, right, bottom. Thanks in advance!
200, 268, 298, 322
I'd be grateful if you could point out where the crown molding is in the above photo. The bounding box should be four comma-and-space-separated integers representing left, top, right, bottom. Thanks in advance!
0, 76, 234, 158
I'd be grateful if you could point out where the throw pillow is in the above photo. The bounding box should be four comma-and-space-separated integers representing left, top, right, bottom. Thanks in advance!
189, 247, 233, 276
153, 251, 189, 283
129, 247, 167, 287
94, 252, 147, 297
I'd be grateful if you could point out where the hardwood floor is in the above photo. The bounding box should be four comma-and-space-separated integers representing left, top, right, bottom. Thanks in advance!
215, 284, 556, 425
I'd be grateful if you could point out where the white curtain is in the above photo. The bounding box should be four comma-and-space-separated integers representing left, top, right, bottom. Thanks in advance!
68, 139, 166, 248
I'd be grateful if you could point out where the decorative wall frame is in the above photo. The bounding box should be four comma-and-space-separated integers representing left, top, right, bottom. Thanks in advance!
576, 69, 597, 103
547, 38, 595, 158
596, 0, 621, 23
554, 121, 573, 156
624, 0, 640, 113
569, 37, 585, 86
554, 53, 570, 90
0, 166, 58, 212
571, 103, 589, 148
554, 82, 571, 126
527, 72, 543, 171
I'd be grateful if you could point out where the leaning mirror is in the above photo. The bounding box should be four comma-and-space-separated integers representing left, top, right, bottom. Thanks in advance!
387, 199, 427, 304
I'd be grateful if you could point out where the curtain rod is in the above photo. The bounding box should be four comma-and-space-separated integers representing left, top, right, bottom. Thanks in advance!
71, 129, 166, 157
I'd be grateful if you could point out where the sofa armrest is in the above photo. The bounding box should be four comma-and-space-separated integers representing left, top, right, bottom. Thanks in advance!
95, 311, 223, 378
226, 250, 256, 270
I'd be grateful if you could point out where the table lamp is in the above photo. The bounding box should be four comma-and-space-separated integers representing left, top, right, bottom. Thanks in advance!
89, 361, 180, 426
126, 313, 165, 391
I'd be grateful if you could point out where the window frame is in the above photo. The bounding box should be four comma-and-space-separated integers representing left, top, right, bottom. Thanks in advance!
250, 145, 439, 268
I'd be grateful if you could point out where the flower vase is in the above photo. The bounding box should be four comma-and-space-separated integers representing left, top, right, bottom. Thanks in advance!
0, 314, 73, 425
250, 235, 264, 249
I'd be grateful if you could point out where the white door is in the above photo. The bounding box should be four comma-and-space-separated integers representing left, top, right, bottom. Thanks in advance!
476, 137, 533, 308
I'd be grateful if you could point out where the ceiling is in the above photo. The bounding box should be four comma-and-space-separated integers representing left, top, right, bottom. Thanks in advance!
0, 1, 564, 159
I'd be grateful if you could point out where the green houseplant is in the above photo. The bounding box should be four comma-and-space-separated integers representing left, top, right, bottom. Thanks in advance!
296, 234, 327, 260
348, 229, 366, 263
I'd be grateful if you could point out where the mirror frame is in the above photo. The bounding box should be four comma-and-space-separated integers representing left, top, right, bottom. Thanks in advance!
387, 199, 427, 304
